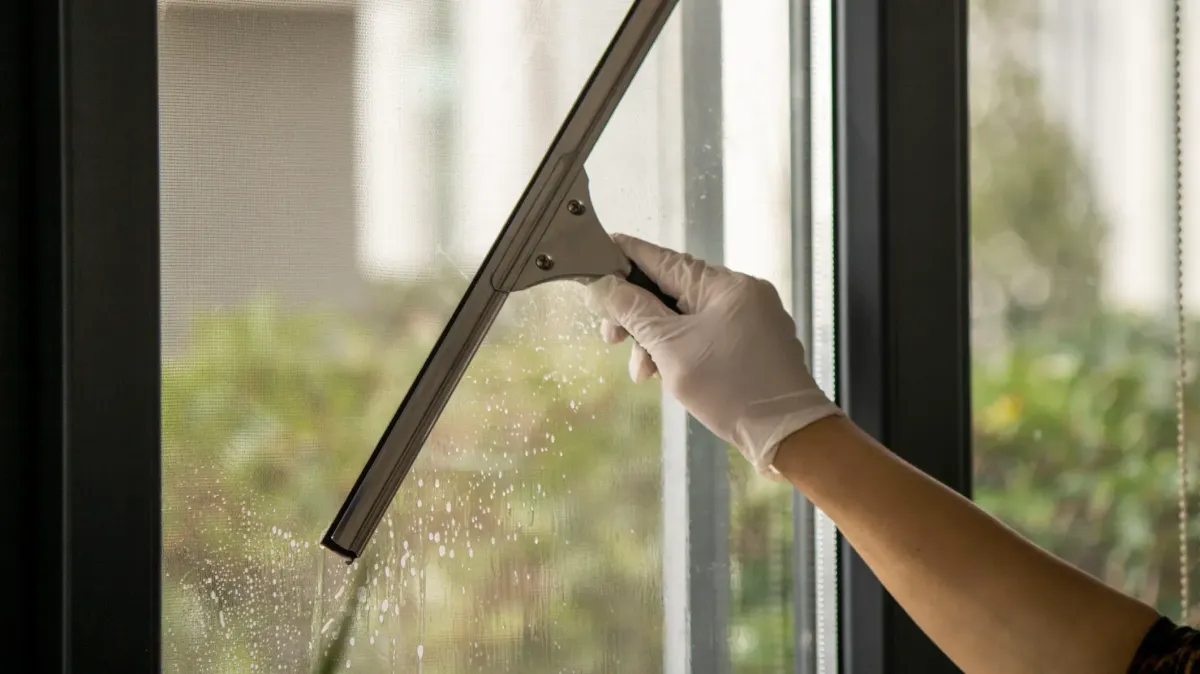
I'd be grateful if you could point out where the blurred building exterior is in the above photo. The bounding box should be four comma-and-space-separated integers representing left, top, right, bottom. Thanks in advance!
1033, 0, 1199, 312
160, 0, 793, 346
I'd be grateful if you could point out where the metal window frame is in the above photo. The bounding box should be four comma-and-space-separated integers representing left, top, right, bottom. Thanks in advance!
833, 0, 971, 672
661, 2, 731, 673
1, 0, 161, 671
788, 1, 818, 672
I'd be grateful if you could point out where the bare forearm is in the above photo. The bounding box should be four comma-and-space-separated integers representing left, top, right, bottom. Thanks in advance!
772, 416, 1158, 674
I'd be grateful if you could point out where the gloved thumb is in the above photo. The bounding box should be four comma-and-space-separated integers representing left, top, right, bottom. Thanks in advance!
586, 274, 678, 346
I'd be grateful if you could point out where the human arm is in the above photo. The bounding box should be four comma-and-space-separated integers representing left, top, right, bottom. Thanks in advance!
774, 415, 1157, 673
589, 233, 1166, 673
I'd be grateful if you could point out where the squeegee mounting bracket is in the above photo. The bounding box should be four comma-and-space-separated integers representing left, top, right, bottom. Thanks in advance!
505, 168, 629, 292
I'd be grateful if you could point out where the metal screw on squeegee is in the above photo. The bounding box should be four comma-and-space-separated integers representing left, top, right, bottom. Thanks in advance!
566, 199, 586, 216
534, 254, 555, 271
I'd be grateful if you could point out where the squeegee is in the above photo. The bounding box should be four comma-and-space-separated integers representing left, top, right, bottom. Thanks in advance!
323, 0, 681, 561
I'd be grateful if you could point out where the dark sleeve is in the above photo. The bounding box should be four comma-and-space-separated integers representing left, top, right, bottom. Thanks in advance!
1127, 616, 1200, 673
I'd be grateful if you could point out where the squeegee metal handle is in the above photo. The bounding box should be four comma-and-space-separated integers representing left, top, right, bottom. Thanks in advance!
626, 261, 681, 314
489, 0, 680, 294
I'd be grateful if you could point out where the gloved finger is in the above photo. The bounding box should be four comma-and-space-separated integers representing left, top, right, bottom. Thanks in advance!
628, 343, 659, 382
599, 318, 629, 345
612, 233, 719, 313
586, 275, 677, 346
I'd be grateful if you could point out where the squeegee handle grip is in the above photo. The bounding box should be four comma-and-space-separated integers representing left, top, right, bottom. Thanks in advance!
626, 260, 681, 314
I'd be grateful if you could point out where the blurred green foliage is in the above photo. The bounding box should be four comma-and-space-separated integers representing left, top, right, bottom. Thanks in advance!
974, 314, 1200, 611
162, 282, 794, 673
970, 0, 1198, 618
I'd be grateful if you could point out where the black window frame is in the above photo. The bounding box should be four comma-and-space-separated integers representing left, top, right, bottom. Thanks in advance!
833, 0, 972, 672
2, 1, 161, 670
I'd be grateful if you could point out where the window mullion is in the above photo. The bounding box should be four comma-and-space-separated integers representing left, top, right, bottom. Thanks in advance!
662, 0, 729, 672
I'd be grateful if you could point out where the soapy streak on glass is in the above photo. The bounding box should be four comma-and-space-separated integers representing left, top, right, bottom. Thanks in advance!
159, 0, 801, 672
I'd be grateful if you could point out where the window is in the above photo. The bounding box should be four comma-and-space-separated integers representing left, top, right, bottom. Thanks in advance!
970, 0, 1196, 619
157, 1, 832, 672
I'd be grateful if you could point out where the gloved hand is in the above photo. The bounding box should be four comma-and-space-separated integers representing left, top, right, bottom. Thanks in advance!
587, 234, 842, 478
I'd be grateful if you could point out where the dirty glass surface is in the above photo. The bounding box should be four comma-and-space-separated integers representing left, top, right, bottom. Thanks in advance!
159, 1, 805, 671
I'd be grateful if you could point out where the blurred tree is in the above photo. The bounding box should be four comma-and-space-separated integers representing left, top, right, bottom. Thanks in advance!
969, 0, 1199, 618
969, 0, 1106, 338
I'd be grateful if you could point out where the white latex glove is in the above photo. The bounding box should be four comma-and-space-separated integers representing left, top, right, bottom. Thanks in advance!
587, 234, 843, 478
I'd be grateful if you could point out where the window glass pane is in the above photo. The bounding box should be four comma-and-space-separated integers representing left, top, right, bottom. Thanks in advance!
159, 1, 810, 672
721, 2, 802, 672
970, 0, 1197, 616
